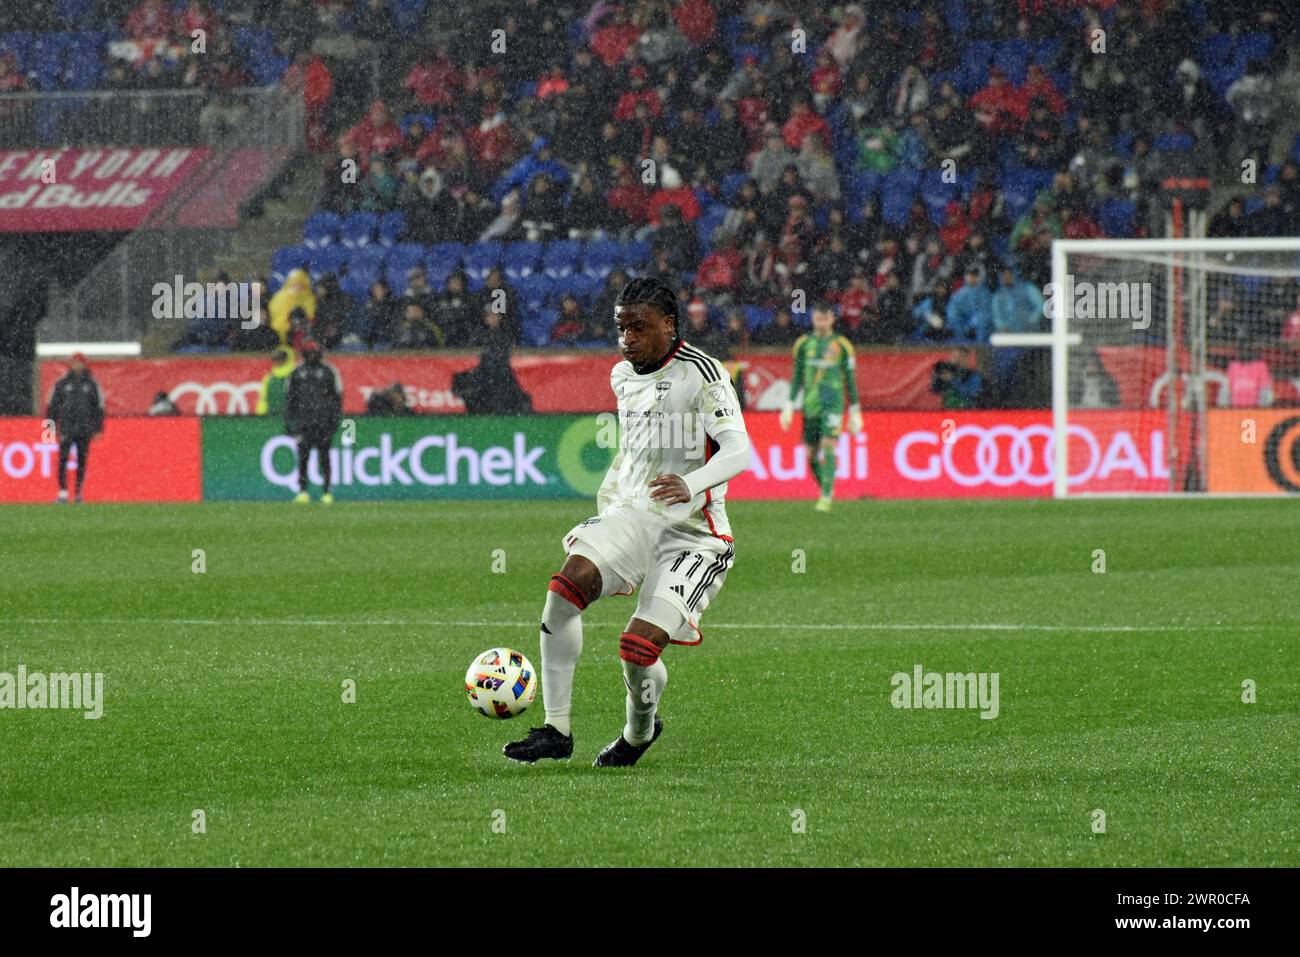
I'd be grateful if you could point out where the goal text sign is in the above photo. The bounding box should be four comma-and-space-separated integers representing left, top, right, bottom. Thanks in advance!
1207, 410, 1300, 493
0, 417, 201, 502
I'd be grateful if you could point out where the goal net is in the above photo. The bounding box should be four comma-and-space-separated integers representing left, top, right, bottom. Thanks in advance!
1051, 238, 1300, 497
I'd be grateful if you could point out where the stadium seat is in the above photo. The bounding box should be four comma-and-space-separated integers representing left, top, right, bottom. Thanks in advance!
377, 211, 407, 246
303, 212, 342, 249
720, 171, 750, 204
1154, 132, 1196, 153
307, 246, 348, 281
347, 246, 388, 283
1099, 199, 1137, 238
503, 241, 543, 281
386, 244, 427, 286
271, 246, 310, 286
542, 240, 581, 279
695, 205, 729, 249
620, 239, 652, 267
1235, 32, 1274, 67
581, 240, 620, 280
463, 242, 503, 284
744, 305, 775, 333
881, 170, 920, 227
339, 213, 378, 249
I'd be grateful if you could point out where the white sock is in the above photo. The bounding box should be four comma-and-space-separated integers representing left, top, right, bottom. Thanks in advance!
540, 589, 582, 737
621, 657, 667, 746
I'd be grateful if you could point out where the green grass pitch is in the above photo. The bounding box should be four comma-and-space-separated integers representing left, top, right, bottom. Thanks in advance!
0, 498, 1295, 867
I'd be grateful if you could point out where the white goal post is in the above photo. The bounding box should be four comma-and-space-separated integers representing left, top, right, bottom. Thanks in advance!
997, 238, 1300, 497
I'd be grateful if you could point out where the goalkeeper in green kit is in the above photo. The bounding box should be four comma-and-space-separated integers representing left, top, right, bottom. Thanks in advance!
779, 302, 863, 512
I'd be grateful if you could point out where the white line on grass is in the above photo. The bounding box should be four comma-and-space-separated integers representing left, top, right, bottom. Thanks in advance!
5, 617, 1284, 633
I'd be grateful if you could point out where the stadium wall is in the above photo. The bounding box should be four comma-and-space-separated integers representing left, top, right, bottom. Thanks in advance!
4, 411, 1296, 502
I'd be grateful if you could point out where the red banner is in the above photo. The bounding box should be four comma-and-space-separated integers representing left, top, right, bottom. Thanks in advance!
0, 417, 201, 502
0, 148, 215, 232
38, 349, 953, 416
728, 410, 1172, 499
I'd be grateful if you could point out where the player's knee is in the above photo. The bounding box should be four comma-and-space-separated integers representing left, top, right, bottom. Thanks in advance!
624, 616, 671, 651
549, 555, 602, 610
620, 624, 667, 665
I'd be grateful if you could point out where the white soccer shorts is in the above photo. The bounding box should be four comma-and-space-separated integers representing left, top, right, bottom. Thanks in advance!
562, 504, 734, 645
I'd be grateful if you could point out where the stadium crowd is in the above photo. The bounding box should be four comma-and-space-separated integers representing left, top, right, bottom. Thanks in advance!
2, 2, 1296, 354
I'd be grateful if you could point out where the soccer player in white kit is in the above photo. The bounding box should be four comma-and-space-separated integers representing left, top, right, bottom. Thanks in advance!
504, 277, 751, 767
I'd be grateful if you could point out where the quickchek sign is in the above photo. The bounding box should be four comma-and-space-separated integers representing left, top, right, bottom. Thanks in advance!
201, 416, 616, 501
0, 147, 209, 231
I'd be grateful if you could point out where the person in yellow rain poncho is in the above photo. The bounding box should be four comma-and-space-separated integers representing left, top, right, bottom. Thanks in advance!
256, 346, 297, 416
268, 269, 316, 344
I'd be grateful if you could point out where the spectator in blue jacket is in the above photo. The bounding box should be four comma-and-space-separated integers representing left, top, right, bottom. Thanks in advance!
990, 266, 1044, 334
493, 137, 571, 203
945, 266, 993, 341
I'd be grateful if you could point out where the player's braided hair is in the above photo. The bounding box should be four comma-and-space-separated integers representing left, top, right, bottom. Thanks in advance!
616, 276, 679, 332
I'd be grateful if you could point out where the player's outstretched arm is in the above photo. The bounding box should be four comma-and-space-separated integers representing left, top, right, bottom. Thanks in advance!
649, 429, 750, 505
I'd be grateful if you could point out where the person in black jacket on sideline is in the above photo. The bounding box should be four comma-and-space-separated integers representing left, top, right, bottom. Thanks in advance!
284, 341, 343, 504
46, 352, 104, 504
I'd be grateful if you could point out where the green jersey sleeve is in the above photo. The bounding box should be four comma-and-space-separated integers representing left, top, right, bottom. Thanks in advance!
838, 336, 860, 406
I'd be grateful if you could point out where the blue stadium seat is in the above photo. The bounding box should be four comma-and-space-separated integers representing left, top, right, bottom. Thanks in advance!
386, 243, 427, 286
503, 241, 543, 281
1099, 199, 1137, 238
303, 212, 342, 248
463, 242, 503, 283
1234, 32, 1273, 67
1154, 132, 1196, 153
581, 240, 620, 280
695, 205, 729, 249
339, 273, 372, 303
377, 210, 407, 246
620, 239, 651, 267
307, 246, 348, 281
567, 273, 602, 305
720, 171, 750, 204
880, 170, 920, 227
348, 246, 388, 281
542, 240, 580, 279
339, 213, 378, 249
271, 246, 310, 286
744, 305, 775, 332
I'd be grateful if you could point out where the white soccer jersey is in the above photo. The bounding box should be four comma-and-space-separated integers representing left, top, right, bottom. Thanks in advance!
597, 339, 747, 540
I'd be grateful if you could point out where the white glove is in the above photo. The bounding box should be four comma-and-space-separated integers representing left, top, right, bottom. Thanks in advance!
779, 405, 793, 431
847, 405, 863, 435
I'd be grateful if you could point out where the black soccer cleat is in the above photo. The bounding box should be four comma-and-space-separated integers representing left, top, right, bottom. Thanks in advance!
502, 724, 573, 763
593, 717, 663, 768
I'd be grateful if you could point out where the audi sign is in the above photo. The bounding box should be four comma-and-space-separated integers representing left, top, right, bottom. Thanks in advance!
728, 412, 1173, 499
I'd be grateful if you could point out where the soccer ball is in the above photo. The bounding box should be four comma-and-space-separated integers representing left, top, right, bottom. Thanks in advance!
465, 647, 537, 719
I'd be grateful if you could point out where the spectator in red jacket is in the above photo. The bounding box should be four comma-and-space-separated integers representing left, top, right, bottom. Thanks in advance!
648, 166, 700, 225
1017, 64, 1067, 116
404, 49, 463, 107
810, 50, 843, 113
465, 103, 518, 178
939, 201, 972, 256
781, 94, 831, 152
0, 52, 27, 92
613, 66, 663, 121
284, 51, 333, 153
340, 101, 404, 169
673, 0, 716, 46
1061, 204, 1103, 239
127, 0, 175, 40
969, 68, 1026, 135
695, 233, 743, 295
607, 163, 650, 227
590, 6, 641, 67
838, 268, 874, 333
536, 62, 570, 100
